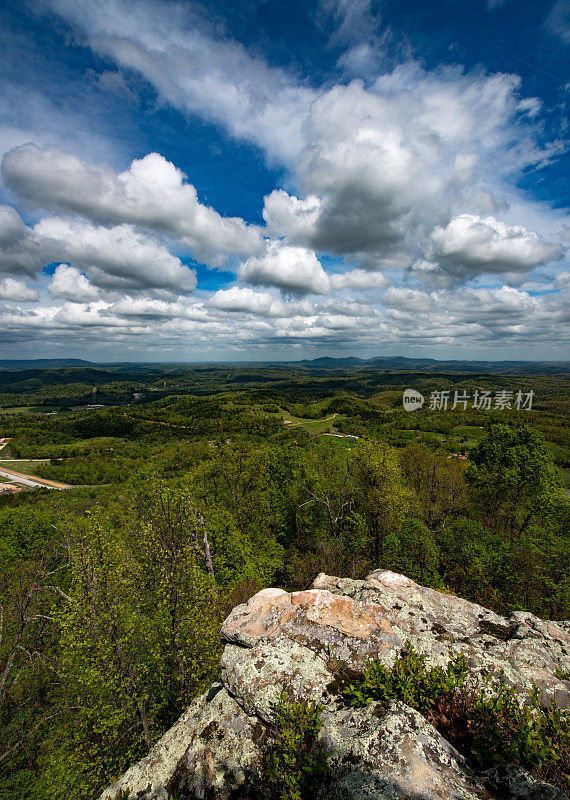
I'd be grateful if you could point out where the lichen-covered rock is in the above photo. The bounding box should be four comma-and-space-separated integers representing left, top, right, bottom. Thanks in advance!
221, 639, 332, 723
318, 700, 492, 800
481, 764, 568, 800
100, 684, 269, 800
320, 571, 570, 708
99, 571, 570, 800
221, 586, 400, 670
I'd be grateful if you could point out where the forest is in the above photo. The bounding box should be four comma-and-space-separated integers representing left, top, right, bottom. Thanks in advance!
0, 362, 568, 798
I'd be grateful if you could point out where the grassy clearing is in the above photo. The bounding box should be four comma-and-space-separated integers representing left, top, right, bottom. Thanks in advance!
0, 406, 60, 415
295, 418, 338, 434
0, 459, 50, 473
223, 400, 346, 435
280, 411, 343, 434
449, 425, 485, 447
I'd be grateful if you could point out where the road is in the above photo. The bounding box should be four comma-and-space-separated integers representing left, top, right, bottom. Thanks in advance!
0, 465, 72, 490
285, 413, 339, 427
0, 437, 73, 489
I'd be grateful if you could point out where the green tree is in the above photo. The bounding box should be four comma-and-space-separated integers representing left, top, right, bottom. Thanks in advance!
190, 443, 284, 585
467, 425, 566, 537
437, 517, 500, 607
400, 442, 467, 528
383, 518, 441, 586
354, 439, 410, 566
41, 508, 221, 799
291, 440, 368, 581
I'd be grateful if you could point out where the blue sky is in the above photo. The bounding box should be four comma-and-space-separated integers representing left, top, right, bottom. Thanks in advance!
0, 0, 568, 361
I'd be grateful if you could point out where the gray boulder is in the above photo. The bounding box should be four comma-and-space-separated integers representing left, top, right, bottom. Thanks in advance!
99, 571, 570, 800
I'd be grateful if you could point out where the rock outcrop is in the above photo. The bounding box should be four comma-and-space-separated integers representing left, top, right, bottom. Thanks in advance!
100, 571, 570, 800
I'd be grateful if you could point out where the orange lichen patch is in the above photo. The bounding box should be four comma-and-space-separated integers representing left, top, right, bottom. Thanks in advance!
290, 590, 392, 638
222, 587, 392, 644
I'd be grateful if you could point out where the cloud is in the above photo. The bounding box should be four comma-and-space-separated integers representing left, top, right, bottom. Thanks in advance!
1, 276, 568, 358
0, 45, 122, 166
382, 284, 570, 346
425, 214, 562, 281
0, 277, 38, 301
37, 0, 314, 166
2, 145, 263, 266
1, 0, 567, 360
28, 0, 568, 293
0, 205, 196, 291
329, 269, 388, 290
545, 0, 570, 44
261, 67, 562, 272
0, 204, 41, 276
463, 189, 509, 216
209, 286, 284, 316
86, 68, 141, 103
263, 191, 322, 245
319, 0, 381, 47
48, 264, 99, 302
238, 242, 331, 294
36, 217, 197, 290
109, 296, 207, 320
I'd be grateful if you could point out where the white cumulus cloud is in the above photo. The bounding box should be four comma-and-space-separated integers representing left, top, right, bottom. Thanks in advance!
425, 214, 562, 280
2, 145, 263, 266
48, 264, 99, 302
238, 242, 332, 295
0, 277, 38, 301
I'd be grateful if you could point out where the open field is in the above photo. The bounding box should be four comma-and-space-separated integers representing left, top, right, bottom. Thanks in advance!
280, 411, 342, 433
0, 405, 61, 415
0, 459, 51, 471
222, 400, 346, 434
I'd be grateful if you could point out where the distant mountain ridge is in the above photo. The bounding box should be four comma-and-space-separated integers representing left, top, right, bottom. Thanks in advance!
0, 359, 95, 371
0, 355, 568, 375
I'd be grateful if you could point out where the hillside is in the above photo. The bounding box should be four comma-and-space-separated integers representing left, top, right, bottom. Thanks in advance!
0, 368, 568, 799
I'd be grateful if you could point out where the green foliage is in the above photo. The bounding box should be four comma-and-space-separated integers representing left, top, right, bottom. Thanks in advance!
467, 677, 570, 792
469, 677, 569, 770
336, 649, 570, 793
264, 694, 329, 800
335, 645, 467, 714
383, 519, 441, 587
189, 442, 285, 585
1, 370, 569, 797
40, 506, 222, 799
0, 506, 54, 562
400, 441, 468, 528
468, 424, 566, 536
354, 439, 410, 564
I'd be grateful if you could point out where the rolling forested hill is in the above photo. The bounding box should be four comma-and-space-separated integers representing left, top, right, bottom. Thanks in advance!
0, 360, 568, 799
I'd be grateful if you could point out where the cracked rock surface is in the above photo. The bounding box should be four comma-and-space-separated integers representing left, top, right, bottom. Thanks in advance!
99, 571, 570, 800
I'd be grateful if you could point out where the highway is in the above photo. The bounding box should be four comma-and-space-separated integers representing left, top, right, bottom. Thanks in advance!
0, 464, 72, 490
0, 437, 72, 490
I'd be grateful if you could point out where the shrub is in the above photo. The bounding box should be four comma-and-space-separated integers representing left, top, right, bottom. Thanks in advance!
264, 694, 329, 800
468, 675, 570, 792
333, 645, 467, 714
334, 646, 570, 793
